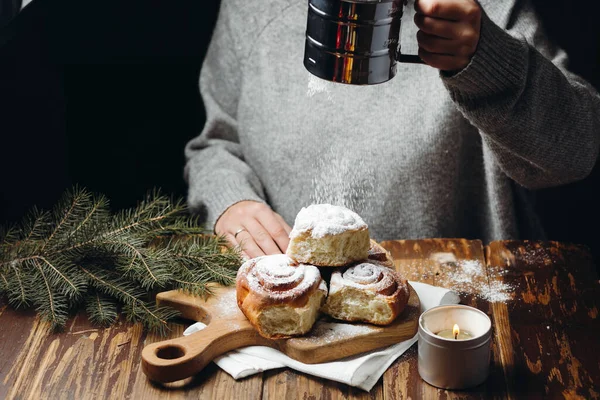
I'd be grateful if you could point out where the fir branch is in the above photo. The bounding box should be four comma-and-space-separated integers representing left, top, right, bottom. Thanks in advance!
107, 214, 173, 238
80, 265, 146, 306
22, 207, 53, 242
5, 262, 29, 307
0, 255, 37, 268
0, 271, 8, 292
0, 224, 19, 244
171, 278, 212, 297
147, 214, 208, 237
4, 255, 86, 300
36, 261, 57, 315
122, 304, 179, 336
36, 256, 87, 299
79, 265, 176, 333
69, 193, 109, 239
54, 205, 179, 256
42, 187, 90, 251
85, 292, 118, 327
108, 192, 184, 238
167, 256, 215, 297
175, 254, 237, 286
89, 239, 172, 289
0, 187, 243, 334
131, 189, 171, 220
150, 235, 240, 293
169, 236, 240, 286
32, 259, 69, 329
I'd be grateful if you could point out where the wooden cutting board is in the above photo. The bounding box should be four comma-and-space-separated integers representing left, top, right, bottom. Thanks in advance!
142, 284, 420, 383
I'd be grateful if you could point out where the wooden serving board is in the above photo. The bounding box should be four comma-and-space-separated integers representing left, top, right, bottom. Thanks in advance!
142, 284, 420, 383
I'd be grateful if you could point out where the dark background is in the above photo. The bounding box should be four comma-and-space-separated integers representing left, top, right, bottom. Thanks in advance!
1, 0, 599, 263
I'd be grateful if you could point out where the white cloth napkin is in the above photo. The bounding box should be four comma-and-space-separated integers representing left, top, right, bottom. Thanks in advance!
183, 281, 459, 391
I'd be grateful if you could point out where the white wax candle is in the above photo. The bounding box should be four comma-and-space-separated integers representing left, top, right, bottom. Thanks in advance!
418, 305, 492, 390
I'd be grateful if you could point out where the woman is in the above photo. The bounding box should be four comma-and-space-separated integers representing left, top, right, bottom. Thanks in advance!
185, 0, 600, 259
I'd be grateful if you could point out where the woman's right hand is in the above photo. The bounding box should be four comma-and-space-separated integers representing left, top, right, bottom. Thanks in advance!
215, 201, 292, 259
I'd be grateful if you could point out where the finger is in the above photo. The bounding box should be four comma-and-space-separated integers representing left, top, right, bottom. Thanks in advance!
234, 229, 266, 258
243, 218, 283, 255
223, 232, 250, 260
417, 30, 474, 57
255, 210, 290, 253
418, 48, 470, 71
275, 213, 292, 235
415, 0, 480, 22
414, 13, 462, 39
276, 214, 292, 234
222, 232, 237, 248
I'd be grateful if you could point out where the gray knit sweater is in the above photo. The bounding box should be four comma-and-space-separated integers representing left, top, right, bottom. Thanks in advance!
185, 0, 600, 244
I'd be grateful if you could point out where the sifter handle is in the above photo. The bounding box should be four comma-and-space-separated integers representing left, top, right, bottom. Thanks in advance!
397, 0, 426, 65
398, 54, 425, 64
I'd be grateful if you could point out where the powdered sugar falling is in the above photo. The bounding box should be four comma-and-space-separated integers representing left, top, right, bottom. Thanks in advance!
309, 147, 377, 219
307, 73, 333, 101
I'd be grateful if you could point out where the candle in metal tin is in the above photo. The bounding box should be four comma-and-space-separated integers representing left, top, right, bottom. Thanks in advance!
418, 305, 492, 390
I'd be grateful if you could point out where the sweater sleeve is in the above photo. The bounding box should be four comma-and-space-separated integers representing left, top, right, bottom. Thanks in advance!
441, 1, 600, 190
184, 1, 265, 230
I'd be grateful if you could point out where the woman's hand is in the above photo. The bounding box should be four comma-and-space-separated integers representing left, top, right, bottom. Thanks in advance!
215, 201, 292, 259
414, 0, 482, 72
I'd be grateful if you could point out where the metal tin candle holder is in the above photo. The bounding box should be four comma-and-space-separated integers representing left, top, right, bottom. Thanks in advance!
418, 305, 492, 390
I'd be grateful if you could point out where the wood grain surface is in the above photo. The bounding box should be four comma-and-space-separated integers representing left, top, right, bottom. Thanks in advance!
1, 239, 598, 400
486, 241, 600, 399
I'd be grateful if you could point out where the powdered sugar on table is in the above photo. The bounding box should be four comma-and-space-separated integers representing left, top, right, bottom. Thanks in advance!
216, 288, 242, 317
443, 258, 514, 303
294, 321, 378, 344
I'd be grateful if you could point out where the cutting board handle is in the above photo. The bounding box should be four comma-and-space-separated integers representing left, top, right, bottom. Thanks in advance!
141, 320, 262, 383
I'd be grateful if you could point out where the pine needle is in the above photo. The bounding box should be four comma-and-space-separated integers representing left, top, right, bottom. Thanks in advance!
0, 272, 9, 293
0, 224, 20, 244
4, 262, 29, 308
85, 292, 118, 327
32, 259, 69, 330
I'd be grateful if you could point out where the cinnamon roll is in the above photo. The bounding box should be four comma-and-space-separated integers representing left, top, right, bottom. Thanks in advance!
367, 239, 395, 268
286, 204, 370, 267
236, 254, 328, 339
321, 261, 409, 325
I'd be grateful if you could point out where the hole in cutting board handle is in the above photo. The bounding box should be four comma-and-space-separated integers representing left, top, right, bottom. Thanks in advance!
156, 345, 186, 360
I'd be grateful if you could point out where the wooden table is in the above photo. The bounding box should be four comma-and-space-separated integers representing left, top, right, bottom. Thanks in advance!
1, 240, 599, 399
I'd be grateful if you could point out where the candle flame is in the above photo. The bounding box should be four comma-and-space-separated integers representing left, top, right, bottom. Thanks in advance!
453, 324, 460, 340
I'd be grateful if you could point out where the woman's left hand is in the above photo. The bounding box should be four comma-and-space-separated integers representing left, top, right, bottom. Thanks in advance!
414, 0, 482, 72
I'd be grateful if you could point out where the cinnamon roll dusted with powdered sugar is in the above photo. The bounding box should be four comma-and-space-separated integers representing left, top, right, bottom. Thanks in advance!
321, 261, 409, 325
236, 254, 328, 339
286, 204, 370, 267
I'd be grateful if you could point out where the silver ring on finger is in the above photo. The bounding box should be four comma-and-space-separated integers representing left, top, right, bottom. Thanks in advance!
234, 228, 247, 239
